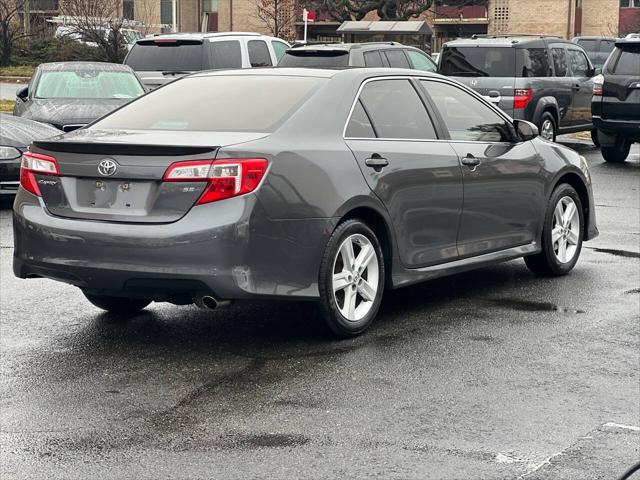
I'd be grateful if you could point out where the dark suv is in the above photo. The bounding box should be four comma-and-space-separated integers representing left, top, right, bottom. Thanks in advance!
592, 37, 640, 163
439, 35, 599, 141
277, 43, 437, 72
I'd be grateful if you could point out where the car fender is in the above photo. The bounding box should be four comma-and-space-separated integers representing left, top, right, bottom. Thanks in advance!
532, 97, 560, 127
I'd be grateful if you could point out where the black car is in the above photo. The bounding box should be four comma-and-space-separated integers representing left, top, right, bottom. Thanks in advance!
0, 114, 61, 195
572, 36, 617, 68
13, 62, 145, 132
278, 43, 438, 72
592, 37, 640, 163
439, 35, 599, 142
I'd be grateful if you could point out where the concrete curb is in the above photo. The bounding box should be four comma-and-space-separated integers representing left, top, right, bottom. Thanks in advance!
0, 77, 30, 84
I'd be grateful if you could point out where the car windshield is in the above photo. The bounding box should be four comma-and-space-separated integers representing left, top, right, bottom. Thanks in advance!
439, 46, 516, 77
91, 75, 327, 132
278, 51, 349, 67
35, 70, 144, 99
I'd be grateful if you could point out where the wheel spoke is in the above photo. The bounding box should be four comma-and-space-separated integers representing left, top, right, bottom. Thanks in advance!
567, 229, 579, 245
551, 226, 563, 244
355, 244, 375, 272
558, 239, 567, 263
563, 202, 576, 227
554, 203, 564, 227
339, 239, 355, 270
333, 271, 351, 292
344, 286, 357, 319
358, 280, 376, 302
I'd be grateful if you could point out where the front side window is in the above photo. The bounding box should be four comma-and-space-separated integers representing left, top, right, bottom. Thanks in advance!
271, 41, 289, 61
209, 40, 242, 69
577, 39, 598, 51
91, 75, 326, 132
551, 47, 568, 76
519, 48, 550, 77
35, 70, 144, 99
567, 49, 591, 76
600, 40, 616, 53
357, 79, 436, 139
248, 40, 272, 67
422, 80, 512, 142
406, 50, 437, 72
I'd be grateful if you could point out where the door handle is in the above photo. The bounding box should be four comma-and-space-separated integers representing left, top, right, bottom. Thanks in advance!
572, 84, 580, 91
365, 155, 389, 171
461, 154, 481, 168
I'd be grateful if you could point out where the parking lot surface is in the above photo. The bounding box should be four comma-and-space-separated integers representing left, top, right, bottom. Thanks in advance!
1, 139, 638, 479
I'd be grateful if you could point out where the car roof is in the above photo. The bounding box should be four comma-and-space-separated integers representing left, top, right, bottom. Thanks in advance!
38, 61, 134, 72
443, 35, 568, 48
615, 37, 640, 47
573, 36, 618, 41
287, 42, 411, 52
191, 66, 441, 81
139, 32, 281, 42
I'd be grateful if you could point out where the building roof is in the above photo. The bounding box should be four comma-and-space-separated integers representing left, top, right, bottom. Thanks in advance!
337, 21, 432, 35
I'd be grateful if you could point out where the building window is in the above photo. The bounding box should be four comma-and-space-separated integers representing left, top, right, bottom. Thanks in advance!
620, 0, 640, 7
203, 0, 218, 11
123, 0, 134, 20
575, 0, 582, 7
161, 0, 173, 25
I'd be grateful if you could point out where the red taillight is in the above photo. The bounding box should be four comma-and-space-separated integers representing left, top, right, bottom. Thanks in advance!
592, 74, 604, 96
163, 158, 268, 205
514, 88, 533, 109
19, 152, 59, 196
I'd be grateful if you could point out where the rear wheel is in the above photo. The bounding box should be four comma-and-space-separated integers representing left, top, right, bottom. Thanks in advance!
84, 292, 150, 314
590, 129, 600, 147
525, 183, 584, 276
318, 219, 384, 337
538, 112, 557, 142
601, 136, 630, 163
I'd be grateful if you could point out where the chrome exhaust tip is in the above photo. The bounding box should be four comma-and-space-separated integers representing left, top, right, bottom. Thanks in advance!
193, 294, 231, 310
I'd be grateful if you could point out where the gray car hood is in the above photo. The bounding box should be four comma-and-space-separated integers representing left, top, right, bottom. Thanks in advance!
0, 113, 62, 148
20, 98, 130, 129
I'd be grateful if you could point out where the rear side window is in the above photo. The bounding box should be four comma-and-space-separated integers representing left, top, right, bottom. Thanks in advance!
577, 39, 598, 52
345, 100, 375, 138
364, 51, 384, 67
248, 40, 272, 67
278, 50, 349, 67
609, 45, 640, 75
567, 49, 591, 76
383, 50, 410, 68
439, 47, 515, 77
518, 48, 550, 77
406, 50, 437, 72
272, 41, 289, 61
125, 41, 204, 71
551, 47, 568, 76
209, 40, 242, 69
92, 75, 326, 132
358, 79, 436, 139
600, 40, 616, 53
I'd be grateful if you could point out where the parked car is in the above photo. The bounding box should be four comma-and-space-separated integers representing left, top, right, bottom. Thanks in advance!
592, 36, 640, 162
124, 32, 291, 89
431, 52, 440, 65
13, 68, 598, 337
278, 42, 437, 72
572, 36, 617, 68
13, 62, 145, 132
439, 35, 599, 141
0, 114, 61, 196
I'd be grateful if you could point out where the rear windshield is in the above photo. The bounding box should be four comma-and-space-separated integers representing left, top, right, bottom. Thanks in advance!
278, 50, 349, 67
609, 45, 640, 75
35, 71, 144, 99
91, 75, 326, 132
125, 41, 204, 71
439, 46, 515, 77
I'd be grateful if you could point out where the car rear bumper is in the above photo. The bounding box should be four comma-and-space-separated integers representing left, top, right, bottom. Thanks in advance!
13, 189, 335, 302
593, 116, 640, 141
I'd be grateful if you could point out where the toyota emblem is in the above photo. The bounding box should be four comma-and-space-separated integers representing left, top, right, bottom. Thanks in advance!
98, 159, 118, 176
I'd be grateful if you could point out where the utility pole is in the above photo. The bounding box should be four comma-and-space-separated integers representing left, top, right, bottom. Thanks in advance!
23, 0, 31, 36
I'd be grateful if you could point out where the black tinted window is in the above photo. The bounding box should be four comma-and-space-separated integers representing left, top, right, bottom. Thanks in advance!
209, 40, 242, 69
610, 45, 640, 74
125, 41, 203, 71
345, 100, 375, 138
248, 40, 272, 67
383, 50, 410, 68
567, 49, 590, 76
519, 48, 550, 77
423, 80, 512, 142
364, 51, 384, 67
439, 46, 515, 77
552, 47, 568, 76
359, 79, 436, 139
278, 51, 349, 67
92, 75, 325, 132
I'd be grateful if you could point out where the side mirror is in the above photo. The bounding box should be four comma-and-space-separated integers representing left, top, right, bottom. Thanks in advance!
514, 119, 539, 141
16, 86, 28, 102
593, 67, 602, 76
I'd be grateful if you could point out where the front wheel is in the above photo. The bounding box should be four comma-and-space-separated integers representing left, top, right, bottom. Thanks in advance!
318, 219, 385, 337
84, 292, 151, 314
525, 184, 584, 276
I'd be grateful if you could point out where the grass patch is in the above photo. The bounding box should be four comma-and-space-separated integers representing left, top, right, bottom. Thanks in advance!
0, 100, 15, 113
0, 65, 35, 77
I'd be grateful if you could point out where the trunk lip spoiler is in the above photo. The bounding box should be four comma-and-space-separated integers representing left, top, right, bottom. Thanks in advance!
31, 141, 219, 157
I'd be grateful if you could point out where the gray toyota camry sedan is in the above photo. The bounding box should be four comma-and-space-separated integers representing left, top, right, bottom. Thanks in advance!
13, 68, 598, 337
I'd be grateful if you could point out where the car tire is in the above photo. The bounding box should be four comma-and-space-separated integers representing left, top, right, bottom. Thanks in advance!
525, 183, 584, 277
83, 292, 151, 314
601, 136, 630, 163
318, 219, 385, 338
590, 129, 600, 147
538, 112, 557, 142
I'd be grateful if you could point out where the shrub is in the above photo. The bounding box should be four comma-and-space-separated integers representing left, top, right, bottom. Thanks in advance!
12, 37, 105, 66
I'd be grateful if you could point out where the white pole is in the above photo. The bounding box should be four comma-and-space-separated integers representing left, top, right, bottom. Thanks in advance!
172, 0, 177, 32
303, 8, 308, 44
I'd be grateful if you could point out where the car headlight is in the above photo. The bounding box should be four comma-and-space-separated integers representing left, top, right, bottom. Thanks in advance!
0, 146, 21, 160
579, 155, 591, 185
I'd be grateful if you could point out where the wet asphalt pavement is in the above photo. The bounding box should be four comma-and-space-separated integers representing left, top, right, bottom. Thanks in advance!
1, 138, 638, 479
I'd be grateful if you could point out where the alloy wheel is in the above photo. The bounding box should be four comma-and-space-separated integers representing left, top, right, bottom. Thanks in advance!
541, 119, 555, 141
552, 196, 581, 263
332, 233, 380, 322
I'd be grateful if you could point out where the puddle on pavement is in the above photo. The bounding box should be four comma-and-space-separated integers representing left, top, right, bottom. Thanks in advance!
220, 433, 310, 449
625, 288, 640, 295
486, 298, 585, 314
590, 248, 640, 259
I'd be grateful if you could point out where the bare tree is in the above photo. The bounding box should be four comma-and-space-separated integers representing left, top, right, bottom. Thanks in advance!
59, 0, 128, 62
255, 0, 297, 41
0, 0, 26, 66
307, 0, 434, 22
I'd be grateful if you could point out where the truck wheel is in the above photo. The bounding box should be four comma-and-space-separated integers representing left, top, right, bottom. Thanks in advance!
84, 292, 151, 314
601, 137, 630, 163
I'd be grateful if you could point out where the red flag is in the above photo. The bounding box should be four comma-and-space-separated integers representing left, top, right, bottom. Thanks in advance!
304, 9, 315, 22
